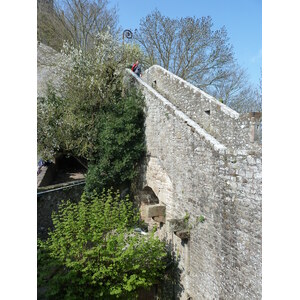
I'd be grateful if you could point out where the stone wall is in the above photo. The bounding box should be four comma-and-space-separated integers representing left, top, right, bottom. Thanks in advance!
37, 182, 85, 240
126, 68, 262, 299
37, 42, 261, 298
37, 42, 62, 98
143, 65, 262, 149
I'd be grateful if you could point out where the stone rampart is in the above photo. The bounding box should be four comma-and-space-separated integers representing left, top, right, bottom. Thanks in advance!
126, 68, 261, 299
143, 65, 261, 149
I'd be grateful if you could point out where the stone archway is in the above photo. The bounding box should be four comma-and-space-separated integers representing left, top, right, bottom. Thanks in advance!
143, 157, 174, 215
136, 156, 174, 231
138, 186, 160, 225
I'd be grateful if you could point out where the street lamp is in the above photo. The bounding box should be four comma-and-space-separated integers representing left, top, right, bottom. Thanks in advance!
122, 29, 133, 45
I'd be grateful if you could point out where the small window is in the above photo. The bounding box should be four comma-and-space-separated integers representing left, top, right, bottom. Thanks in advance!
204, 110, 210, 115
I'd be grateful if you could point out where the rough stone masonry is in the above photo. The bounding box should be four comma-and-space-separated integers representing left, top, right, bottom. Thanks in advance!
126, 65, 262, 300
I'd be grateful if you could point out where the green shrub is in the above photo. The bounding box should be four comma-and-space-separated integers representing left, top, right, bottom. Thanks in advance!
37, 34, 146, 192
38, 190, 167, 299
85, 89, 145, 194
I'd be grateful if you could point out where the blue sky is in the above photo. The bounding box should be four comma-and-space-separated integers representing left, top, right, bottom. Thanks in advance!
108, 0, 262, 87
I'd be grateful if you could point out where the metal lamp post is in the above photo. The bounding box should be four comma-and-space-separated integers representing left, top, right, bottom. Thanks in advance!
122, 29, 133, 45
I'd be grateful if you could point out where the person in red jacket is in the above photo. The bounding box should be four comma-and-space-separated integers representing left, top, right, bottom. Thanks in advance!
131, 60, 139, 72
131, 60, 142, 77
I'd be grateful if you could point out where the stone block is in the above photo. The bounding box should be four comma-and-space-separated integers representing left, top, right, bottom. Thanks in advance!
247, 155, 256, 165
146, 204, 166, 218
167, 218, 187, 232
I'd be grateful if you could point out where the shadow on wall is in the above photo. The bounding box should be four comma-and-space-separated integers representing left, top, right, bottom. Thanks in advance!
37, 183, 85, 240
159, 239, 184, 300
133, 166, 184, 298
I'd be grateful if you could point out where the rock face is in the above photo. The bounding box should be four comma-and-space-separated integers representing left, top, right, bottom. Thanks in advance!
128, 66, 262, 300
37, 42, 63, 97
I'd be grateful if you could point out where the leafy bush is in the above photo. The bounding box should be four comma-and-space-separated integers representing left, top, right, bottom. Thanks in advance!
85, 88, 145, 194
37, 33, 146, 192
38, 190, 167, 299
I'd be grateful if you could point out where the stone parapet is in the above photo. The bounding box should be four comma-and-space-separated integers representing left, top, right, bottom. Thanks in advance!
126, 67, 261, 299
143, 65, 262, 149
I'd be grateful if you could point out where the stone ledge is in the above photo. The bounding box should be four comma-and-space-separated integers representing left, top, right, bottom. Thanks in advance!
146, 204, 166, 218
144, 65, 240, 119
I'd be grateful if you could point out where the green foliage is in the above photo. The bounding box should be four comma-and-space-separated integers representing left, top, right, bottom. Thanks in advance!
183, 212, 190, 227
38, 190, 167, 299
37, 33, 146, 191
183, 212, 190, 222
197, 215, 206, 223
85, 89, 145, 194
37, 88, 67, 160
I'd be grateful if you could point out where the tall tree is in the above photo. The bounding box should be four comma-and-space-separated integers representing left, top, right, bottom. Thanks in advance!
38, 0, 119, 52
134, 10, 261, 112
55, 0, 119, 51
134, 10, 233, 88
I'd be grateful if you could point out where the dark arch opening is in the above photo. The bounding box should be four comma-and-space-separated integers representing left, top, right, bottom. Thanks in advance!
141, 186, 159, 204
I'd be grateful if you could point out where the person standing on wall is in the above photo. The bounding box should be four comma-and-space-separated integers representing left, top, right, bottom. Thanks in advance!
131, 60, 142, 77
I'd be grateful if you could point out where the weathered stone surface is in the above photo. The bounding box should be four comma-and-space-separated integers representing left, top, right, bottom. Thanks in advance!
175, 230, 190, 240
141, 65, 262, 149
127, 66, 262, 300
146, 204, 166, 218
37, 42, 63, 98
153, 216, 166, 223
167, 219, 187, 232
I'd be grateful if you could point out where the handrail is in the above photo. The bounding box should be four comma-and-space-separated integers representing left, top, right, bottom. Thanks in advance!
37, 180, 85, 196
